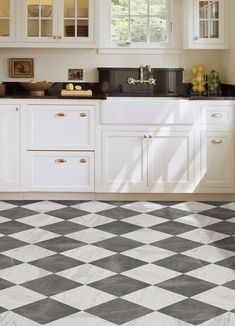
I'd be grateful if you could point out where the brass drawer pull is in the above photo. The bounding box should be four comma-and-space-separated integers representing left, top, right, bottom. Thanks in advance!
211, 113, 223, 118
211, 139, 223, 144
80, 159, 87, 163
55, 113, 67, 117
80, 113, 87, 117
55, 158, 67, 163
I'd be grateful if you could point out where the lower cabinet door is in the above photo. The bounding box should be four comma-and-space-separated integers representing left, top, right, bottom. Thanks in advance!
28, 151, 94, 192
148, 131, 194, 192
200, 131, 233, 188
100, 132, 148, 192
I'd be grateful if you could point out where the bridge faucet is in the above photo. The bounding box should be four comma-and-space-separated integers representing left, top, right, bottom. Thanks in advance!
127, 65, 156, 85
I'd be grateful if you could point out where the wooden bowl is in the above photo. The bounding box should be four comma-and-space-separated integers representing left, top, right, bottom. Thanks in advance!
20, 82, 55, 96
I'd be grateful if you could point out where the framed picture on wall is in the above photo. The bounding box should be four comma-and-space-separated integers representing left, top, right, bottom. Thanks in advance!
8, 58, 34, 78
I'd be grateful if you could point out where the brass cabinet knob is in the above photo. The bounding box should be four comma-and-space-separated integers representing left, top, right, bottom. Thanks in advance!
55, 113, 67, 117
80, 113, 87, 117
55, 158, 67, 163
211, 139, 223, 144
80, 159, 87, 163
211, 113, 223, 118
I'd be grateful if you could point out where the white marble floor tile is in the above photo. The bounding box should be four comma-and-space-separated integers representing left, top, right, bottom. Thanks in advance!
23, 201, 66, 213
123, 311, 192, 326
123, 214, 168, 227
10, 228, 59, 244
171, 202, 215, 213
175, 214, 221, 228
122, 264, 180, 285
123, 286, 185, 310
46, 312, 117, 326
63, 245, 114, 263
0, 216, 10, 224
18, 214, 63, 227
220, 202, 235, 211
187, 264, 235, 285
67, 228, 114, 244
0, 263, 50, 284
198, 312, 235, 326
72, 201, 115, 213
58, 264, 115, 284
52, 285, 115, 310
179, 229, 229, 244
123, 245, 175, 263
3, 245, 54, 262
183, 245, 234, 263
121, 202, 165, 213
0, 285, 45, 310
0, 202, 16, 211
0, 311, 41, 326
123, 228, 171, 244
227, 217, 235, 223
70, 214, 115, 227
193, 286, 235, 311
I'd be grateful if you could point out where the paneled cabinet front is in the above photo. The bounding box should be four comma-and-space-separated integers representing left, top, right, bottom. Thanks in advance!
27, 104, 94, 150
0, 104, 20, 190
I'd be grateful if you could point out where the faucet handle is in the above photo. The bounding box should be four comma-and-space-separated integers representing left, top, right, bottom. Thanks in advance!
146, 65, 152, 72
148, 77, 156, 85
127, 77, 135, 85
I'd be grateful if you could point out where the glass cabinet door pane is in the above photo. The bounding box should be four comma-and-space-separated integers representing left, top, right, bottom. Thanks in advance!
41, 19, 52, 36
64, 19, 75, 37
28, 19, 39, 36
27, 0, 53, 37
199, 1, 208, 19
77, 19, 88, 36
200, 20, 208, 38
64, 0, 75, 17
210, 1, 219, 19
0, 0, 10, 37
210, 20, 219, 38
0, 20, 9, 36
77, 0, 88, 17
0, 0, 10, 16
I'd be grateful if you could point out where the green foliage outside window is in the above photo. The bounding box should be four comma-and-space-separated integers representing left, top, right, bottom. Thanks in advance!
111, 0, 168, 44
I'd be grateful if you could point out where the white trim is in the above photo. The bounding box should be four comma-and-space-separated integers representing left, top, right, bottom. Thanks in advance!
98, 47, 182, 55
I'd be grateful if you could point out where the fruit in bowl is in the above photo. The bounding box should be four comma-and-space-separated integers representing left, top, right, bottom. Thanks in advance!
208, 70, 221, 95
20, 80, 55, 96
191, 64, 206, 95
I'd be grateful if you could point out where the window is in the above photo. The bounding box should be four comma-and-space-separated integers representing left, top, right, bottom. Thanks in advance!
111, 0, 169, 45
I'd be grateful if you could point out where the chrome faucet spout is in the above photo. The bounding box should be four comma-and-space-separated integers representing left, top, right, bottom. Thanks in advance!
127, 65, 156, 85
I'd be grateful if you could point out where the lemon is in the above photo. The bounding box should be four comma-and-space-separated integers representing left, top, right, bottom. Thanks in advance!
66, 83, 74, 91
191, 67, 197, 74
75, 85, 82, 90
198, 64, 205, 73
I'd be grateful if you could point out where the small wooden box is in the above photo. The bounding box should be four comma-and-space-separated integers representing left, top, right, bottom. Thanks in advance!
0, 84, 6, 96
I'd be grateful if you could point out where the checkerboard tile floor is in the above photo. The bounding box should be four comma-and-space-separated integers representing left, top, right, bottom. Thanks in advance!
0, 200, 234, 325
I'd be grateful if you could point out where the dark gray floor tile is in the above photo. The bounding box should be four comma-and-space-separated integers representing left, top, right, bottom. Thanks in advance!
149, 201, 183, 206
100, 201, 136, 206
30, 254, 83, 273
199, 201, 231, 207
3, 200, 42, 206
154, 254, 209, 273
91, 253, 145, 273
41, 221, 87, 235
51, 200, 90, 206
0, 236, 27, 253
90, 274, 148, 296
0, 307, 7, 314
152, 236, 202, 253
86, 298, 152, 324
22, 274, 81, 296
210, 237, 235, 252
94, 236, 142, 253
216, 256, 235, 270
13, 298, 79, 324
223, 280, 235, 290
0, 254, 21, 270
95, 221, 140, 235
36, 236, 85, 253
159, 298, 225, 325
157, 274, 216, 297
0, 221, 33, 235
150, 221, 196, 235
200, 207, 235, 220
98, 207, 141, 220
0, 278, 15, 290
47, 207, 88, 220
204, 221, 235, 236
149, 207, 191, 220
0, 207, 38, 220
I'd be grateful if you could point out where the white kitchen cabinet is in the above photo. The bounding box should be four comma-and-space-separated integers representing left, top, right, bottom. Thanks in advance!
200, 131, 233, 188
27, 151, 94, 191
0, 104, 20, 190
184, 0, 228, 49
98, 130, 194, 193
0, 0, 15, 43
21, 0, 95, 47
27, 104, 94, 150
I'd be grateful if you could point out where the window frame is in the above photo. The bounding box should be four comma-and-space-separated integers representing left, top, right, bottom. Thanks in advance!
98, 0, 180, 52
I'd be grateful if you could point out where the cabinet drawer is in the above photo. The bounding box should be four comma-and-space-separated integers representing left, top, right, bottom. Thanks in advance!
100, 98, 194, 125
27, 105, 94, 150
28, 151, 94, 192
200, 104, 234, 125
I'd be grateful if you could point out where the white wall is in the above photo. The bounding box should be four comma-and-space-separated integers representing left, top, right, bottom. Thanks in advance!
0, 47, 224, 83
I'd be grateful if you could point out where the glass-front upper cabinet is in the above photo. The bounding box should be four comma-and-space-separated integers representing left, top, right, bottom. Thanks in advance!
184, 0, 227, 49
0, 0, 14, 42
22, 0, 94, 45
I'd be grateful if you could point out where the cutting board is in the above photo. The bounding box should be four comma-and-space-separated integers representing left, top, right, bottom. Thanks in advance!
61, 89, 92, 96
